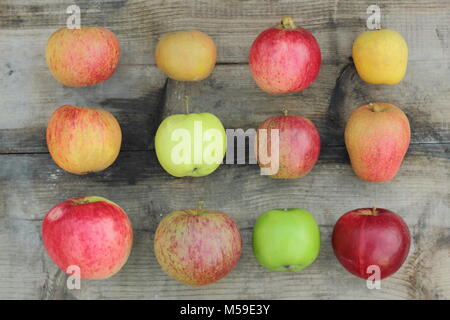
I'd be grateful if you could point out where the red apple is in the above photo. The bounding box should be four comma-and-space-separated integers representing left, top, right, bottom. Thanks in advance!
46, 26, 120, 87
256, 112, 321, 178
46, 105, 122, 175
42, 196, 133, 280
249, 16, 321, 94
345, 102, 411, 182
154, 203, 242, 286
332, 208, 410, 280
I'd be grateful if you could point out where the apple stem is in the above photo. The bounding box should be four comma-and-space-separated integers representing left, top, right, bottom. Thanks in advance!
279, 16, 296, 30
372, 207, 378, 216
369, 102, 383, 112
282, 109, 288, 116
197, 201, 205, 213
184, 96, 190, 114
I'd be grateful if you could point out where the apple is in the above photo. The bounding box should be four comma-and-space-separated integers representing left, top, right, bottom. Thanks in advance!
42, 196, 133, 280
46, 105, 122, 175
252, 208, 320, 271
352, 29, 408, 85
332, 207, 410, 280
154, 98, 226, 177
154, 202, 242, 286
46, 26, 120, 87
256, 111, 321, 178
155, 30, 217, 81
249, 16, 321, 94
345, 102, 410, 182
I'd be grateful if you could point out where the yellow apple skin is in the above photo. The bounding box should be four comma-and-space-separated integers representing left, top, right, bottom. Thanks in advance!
46, 105, 122, 175
352, 29, 408, 85
155, 30, 217, 81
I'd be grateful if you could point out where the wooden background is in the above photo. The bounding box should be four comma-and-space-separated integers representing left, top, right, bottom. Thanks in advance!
0, 0, 449, 300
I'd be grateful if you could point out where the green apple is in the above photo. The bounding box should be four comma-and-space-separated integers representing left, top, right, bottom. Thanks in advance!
252, 208, 320, 271
155, 112, 226, 177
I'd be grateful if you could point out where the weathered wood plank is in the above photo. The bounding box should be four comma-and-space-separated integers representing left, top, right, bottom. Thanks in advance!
0, 144, 448, 299
1, 0, 449, 64
0, 61, 166, 153
2, 0, 450, 153
1, 61, 449, 153
164, 63, 450, 145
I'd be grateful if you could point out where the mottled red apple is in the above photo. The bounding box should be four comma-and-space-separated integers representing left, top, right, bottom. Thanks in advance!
46, 26, 120, 87
42, 196, 133, 280
345, 102, 410, 182
332, 208, 410, 280
249, 16, 321, 94
154, 203, 242, 286
256, 112, 321, 178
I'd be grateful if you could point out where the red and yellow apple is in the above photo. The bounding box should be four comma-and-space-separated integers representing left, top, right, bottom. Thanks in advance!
332, 207, 410, 280
154, 203, 242, 286
46, 105, 122, 175
249, 16, 321, 94
46, 26, 120, 87
155, 30, 217, 81
42, 196, 133, 280
256, 112, 321, 178
345, 102, 410, 182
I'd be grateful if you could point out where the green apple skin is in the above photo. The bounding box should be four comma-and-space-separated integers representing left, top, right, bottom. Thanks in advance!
252, 208, 320, 272
155, 113, 227, 177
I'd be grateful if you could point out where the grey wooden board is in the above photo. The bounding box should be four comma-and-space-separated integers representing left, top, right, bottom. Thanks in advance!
0, 0, 449, 300
1, 0, 450, 152
0, 146, 449, 299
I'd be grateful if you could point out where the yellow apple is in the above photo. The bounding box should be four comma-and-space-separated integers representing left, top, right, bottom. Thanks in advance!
352, 29, 408, 85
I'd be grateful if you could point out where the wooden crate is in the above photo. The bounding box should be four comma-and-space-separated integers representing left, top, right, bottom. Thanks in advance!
0, 0, 448, 299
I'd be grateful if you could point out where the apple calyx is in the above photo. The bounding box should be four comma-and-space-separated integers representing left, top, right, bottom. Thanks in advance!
278, 264, 302, 272
282, 109, 288, 116
279, 16, 296, 30
369, 102, 384, 113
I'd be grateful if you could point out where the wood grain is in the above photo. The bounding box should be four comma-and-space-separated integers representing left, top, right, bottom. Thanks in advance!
0, 0, 449, 300
0, 145, 448, 299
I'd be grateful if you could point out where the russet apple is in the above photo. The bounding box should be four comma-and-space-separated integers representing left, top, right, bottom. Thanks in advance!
252, 208, 320, 272
46, 26, 120, 87
155, 99, 226, 177
332, 207, 410, 280
155, 30, 217, 81
46, 105, 122, 175
345, 102, 410, 182
249, 16, 321, 94
154, 203, 242, 286
42, 196, 133, 280
352, 29, 408, 85
256, 112, 320, 178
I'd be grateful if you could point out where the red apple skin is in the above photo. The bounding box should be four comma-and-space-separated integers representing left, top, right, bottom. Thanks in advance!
257, 114, 321, 178
42, 196, 133, 280
154, 208, 242, 286
345, 103, 411, 182
46, 105, 122, 175
332, 208, 411, 280
46, 26, 120, 87
249, 17, 321, 94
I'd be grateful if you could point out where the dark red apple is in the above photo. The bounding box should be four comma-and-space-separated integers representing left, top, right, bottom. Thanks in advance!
249, 16, 321, 94
256, 112, 321, 178
332, 208, 410, 280
42, 196, 133, 280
